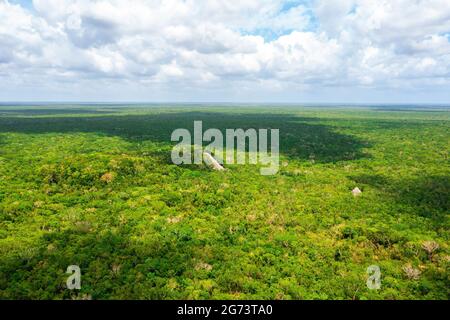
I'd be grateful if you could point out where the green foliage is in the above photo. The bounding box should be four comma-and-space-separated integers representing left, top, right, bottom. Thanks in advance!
0, 105, 448, 300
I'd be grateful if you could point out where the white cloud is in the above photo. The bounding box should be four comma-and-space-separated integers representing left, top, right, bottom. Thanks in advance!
0, 0, 449, 102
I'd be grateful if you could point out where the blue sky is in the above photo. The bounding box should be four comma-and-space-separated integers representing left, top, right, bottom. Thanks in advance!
9, 0, 34, 10
1, 0, 449, 103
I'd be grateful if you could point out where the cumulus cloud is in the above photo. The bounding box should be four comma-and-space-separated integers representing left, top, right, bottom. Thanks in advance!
0, 0, 449, 102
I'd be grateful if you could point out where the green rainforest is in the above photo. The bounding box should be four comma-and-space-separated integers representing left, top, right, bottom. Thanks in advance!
0, 104, 448, 300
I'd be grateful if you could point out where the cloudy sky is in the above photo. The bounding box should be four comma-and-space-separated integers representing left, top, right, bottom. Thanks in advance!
1, 0, 450, 103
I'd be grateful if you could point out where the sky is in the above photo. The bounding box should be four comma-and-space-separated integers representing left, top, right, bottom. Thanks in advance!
0, 0, 450, 103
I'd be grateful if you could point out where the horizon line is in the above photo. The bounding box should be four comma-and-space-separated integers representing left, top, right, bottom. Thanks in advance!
1, 101, 450, 107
